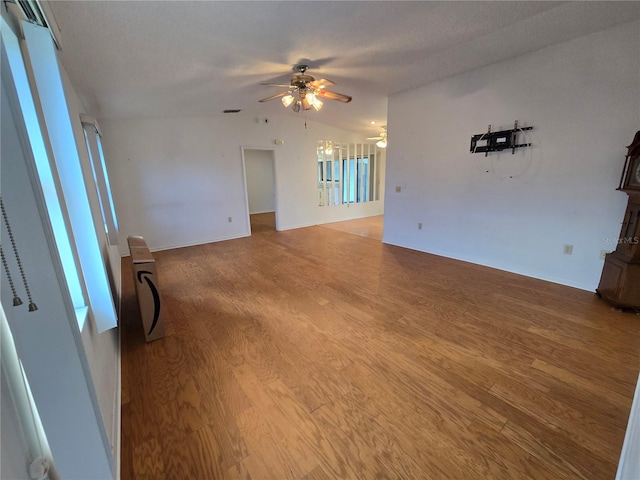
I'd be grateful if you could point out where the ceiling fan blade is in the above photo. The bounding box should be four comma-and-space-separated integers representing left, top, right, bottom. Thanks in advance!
367, 136, 383, 140
259, 91, 288, 102
293, 57, 337, 71
310, 78, 336, 89
260, 82, 293, 87
318, 90, 352, 103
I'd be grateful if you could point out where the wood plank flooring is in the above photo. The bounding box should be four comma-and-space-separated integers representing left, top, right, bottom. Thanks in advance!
319, 215, 384, 241
120, 218, 640, 479
250, 212, 277, 234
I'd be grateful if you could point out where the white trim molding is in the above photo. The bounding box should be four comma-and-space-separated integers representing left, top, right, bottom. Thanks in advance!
617, 373, 640, 479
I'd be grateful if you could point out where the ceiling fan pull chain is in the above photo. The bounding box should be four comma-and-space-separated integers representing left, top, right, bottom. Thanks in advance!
0, 197, 37, 312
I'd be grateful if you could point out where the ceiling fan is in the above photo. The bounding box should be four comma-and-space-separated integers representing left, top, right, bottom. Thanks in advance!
368, 126, 387, 148
259, 64, 352, 112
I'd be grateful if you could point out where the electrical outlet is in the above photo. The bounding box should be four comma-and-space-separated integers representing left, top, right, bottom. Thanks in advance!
563, 244, 573, 255
600, 249, 608, 260
228, 217, 232, 223
418, 223, 422, 230
395, 186, 401, 193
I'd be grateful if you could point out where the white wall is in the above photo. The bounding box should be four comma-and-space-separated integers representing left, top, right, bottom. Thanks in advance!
101, 115, 384, 253
384, 20, 640, 291
244, 149, 276, 214
1, 367, 30, 480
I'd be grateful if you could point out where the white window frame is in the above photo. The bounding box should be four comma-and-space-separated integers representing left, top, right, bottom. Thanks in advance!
80, 114, 119, 246
22, 21, 117, 332
1, 17, 85, 313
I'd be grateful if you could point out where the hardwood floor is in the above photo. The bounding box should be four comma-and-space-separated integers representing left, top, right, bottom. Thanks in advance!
319, 215, 384, 241
250, 212, 276, 234
120, 221, 640, 479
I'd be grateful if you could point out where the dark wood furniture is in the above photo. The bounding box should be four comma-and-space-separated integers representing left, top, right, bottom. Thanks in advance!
597, 131, 640, 308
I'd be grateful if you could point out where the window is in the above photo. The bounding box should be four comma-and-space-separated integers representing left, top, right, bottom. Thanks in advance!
81, 116, 119, 246
2, 18, 85, 310
317, 141, 382, 206
20, 21, 117, 332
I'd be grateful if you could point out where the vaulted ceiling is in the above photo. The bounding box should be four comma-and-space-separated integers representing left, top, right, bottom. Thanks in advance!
48, 1, 640, 137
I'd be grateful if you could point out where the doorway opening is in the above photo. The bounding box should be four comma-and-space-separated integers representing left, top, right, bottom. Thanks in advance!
242, 148, 277, 234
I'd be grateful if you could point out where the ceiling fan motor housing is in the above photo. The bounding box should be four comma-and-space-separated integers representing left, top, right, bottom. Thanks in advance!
291, 73, 315, 88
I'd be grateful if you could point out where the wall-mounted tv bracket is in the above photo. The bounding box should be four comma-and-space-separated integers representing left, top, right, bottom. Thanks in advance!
470, 120, 533, 156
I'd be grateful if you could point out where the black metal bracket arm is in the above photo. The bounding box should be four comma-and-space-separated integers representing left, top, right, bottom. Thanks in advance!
470, 121, 533, 156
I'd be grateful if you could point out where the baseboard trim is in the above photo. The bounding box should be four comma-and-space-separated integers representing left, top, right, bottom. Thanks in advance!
119, 232, 251, 256
114, 311, 122, 480
381, 238, 595, 292
617, 373, 640, 479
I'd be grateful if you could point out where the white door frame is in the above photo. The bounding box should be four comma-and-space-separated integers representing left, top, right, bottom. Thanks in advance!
241, 147, 279, 232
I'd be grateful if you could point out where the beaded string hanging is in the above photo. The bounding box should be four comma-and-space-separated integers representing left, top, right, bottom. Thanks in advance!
1, 245, 22, 306
0, 197, 37, 312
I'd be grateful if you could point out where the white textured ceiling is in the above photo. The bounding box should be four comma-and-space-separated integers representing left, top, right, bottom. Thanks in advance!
48, 1, 640, 136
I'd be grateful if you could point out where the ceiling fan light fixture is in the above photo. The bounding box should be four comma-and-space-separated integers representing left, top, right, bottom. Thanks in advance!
376, 139, 387, 149
301, 95, 312, 111
307, 92, 323, 111
259, 65, 349, 113
281, 94, 295, 107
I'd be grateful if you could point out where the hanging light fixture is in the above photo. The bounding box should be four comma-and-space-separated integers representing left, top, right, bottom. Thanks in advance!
259, 64, 351, 113
276, 88, 324, 112
306, 91, 323, 111
311, 97, 323, 111
300, 92, 311, 111
325, 141, 333, 156
368, 126, 387, 149
281, 94, 295, 108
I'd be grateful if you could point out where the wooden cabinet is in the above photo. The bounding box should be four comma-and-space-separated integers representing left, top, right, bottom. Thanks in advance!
597, 131, 640, 308
598, 246, 640, 308
617, 197, 640, 260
